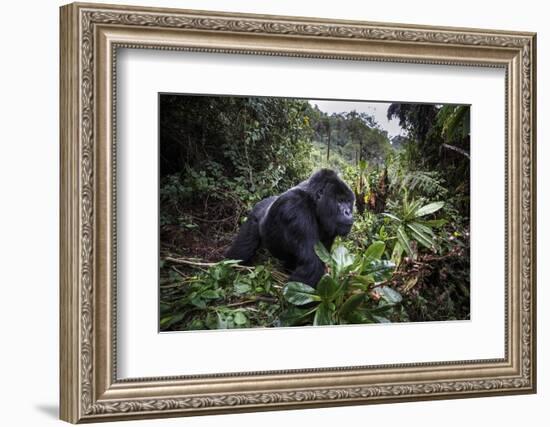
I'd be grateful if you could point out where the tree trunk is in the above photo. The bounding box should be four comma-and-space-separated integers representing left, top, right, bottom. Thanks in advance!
326, 122, 331, 162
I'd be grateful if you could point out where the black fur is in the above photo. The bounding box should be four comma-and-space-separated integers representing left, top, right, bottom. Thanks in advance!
225, 169, 355, 287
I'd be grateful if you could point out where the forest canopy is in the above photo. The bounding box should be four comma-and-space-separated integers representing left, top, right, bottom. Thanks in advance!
159, 95, 470, 331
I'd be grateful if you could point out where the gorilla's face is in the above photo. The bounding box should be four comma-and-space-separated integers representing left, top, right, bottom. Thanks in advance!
318, 181, 354, 237
312, 170, 355, 239
335, 198, 354, 236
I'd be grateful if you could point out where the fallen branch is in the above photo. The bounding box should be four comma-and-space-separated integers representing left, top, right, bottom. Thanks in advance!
171, 266, 190, 277
165, 256, 219, 267
190, 214, 236, 224
225, 296, 278, 307
164, 256, 254, 272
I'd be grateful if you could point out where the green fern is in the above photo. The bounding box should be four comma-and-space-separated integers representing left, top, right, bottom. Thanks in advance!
401, 170, 447, 199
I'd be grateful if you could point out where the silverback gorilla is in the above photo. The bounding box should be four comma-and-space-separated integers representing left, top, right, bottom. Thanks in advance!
225, 169, 355, 287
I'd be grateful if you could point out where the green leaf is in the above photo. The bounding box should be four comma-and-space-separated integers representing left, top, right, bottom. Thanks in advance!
406, 223, 435, 248
283, 282, 321, 306
313, 303, 333, 326
233, 311, 247, 325
333, 245, 354, 272
279, 306, 316, 326
216, 312, 228, 329
419, 218, 448, 228
396, 225, 413, 257
378, 285, 403, 304
391, 241, 403, 265
314, 242, 332, 264
160, 312, 185, 328
364, 241, 385, 261
366, 260, 395, 274
368, 304, 394, 315
405, 198, 423, 219
377, 225, 388, 240
410, 221, 435, 236
350, 253, 365, 273
201, 290, 221, 299
190, 297, 206, 309
339, 293, 365, 317
187, 319, 205, 330
317, 274, 340, 301
345, 310, 372, 324
414, 201, 444, 217
350, 275, 374, 288
205, 312, 217, 329
382, 212, 401, 223
233, 282, 252, 295
372, 315, 391, 323
364, 259, 395, 283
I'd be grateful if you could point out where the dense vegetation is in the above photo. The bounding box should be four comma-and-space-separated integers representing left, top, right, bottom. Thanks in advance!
159, 95, 470, 331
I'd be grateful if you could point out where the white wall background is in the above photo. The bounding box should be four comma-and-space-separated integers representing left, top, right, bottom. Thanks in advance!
0, 0, 545, 425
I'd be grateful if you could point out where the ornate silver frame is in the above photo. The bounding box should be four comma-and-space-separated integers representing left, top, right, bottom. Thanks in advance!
60, 2, 536, 423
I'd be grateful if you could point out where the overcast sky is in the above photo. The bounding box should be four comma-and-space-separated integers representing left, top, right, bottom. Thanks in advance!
309, 100, 405, 139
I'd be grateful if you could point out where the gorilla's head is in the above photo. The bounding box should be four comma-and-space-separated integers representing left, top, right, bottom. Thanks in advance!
304, 169, 355, 238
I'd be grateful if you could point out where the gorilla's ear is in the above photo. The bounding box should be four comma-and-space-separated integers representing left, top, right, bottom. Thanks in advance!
316, 181, 331, 201
316, 188, 324, 200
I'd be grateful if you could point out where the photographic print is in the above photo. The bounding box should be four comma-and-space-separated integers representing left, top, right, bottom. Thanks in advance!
159, 95, 471, 331
60, 4, 536, 421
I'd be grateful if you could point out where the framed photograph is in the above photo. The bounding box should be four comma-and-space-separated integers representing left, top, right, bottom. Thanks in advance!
60, 2, 537, 423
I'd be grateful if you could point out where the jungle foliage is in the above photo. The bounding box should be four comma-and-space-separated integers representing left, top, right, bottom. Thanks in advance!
159, 96, 470, 331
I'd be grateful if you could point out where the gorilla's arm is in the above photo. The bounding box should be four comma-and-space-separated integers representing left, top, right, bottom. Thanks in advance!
225, 196, 276, 264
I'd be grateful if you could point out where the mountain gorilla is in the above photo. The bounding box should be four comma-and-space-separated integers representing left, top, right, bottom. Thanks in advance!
225, 169, 355, 288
